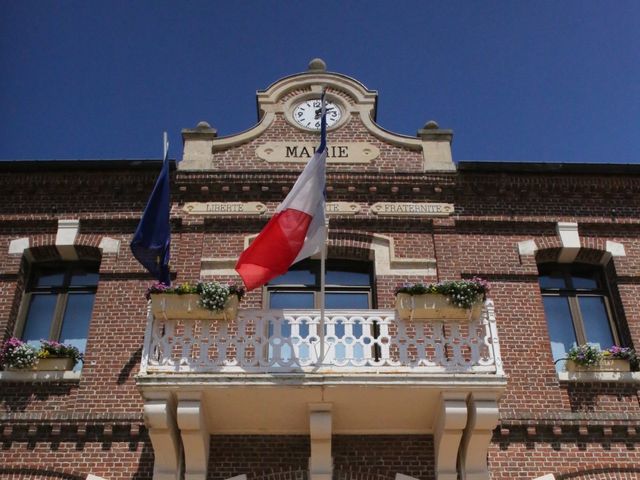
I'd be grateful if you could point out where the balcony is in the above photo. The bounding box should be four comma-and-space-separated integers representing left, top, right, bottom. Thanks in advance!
137, 301, 506, 480
139, 302, 503, 376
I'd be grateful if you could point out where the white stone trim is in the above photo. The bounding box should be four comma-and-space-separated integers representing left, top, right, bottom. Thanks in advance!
395, 475, 419, 480
556, 222, 580, 248
308, 403, 333, 480
143, 395, 181, 480
99, 236, 121, 255
556, 222, 580, 263
177, 395, 210, 480
517, 239, 538, 257
371, 234, 436, 276
0, 370, 81, 382
605, 240, 626, 257
55, 218, 80, 261
459, 393, 500, 480
201, 233, 436, 277
532, 475, 556, 480
8, 237, 29, 255
434, 392, 468, 480
200, 258, 240, 277
87, 475, 107, 480
558, 371, 640, 383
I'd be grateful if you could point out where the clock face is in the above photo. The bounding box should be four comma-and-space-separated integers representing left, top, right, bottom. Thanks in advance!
292, 99, 342, 130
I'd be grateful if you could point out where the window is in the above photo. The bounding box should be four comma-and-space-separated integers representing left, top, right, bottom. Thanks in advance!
538, 263, 618, 371
266, 259, 375, 364
17, 262, 99, 368
267, 259, 373, 309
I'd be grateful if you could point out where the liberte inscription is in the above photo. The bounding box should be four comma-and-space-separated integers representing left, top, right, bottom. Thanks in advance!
371, 202, 454, 216
183, 202, 267, 215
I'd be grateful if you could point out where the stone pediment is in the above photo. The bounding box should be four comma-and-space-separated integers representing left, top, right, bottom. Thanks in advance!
180, 59, 455, 173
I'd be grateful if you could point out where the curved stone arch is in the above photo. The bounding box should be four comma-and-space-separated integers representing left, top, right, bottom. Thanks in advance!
8, 220, 120, 264
224, 470, 308, 480
517, 221, 626, 266
0, 467, 84, 480
555, 466, 640, 479
200, 232, 436, 278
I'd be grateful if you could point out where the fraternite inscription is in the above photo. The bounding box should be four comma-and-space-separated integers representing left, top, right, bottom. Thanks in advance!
256, 142, 380, 164
371, 203, 454, 216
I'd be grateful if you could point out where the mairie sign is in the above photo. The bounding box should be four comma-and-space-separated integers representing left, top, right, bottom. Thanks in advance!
256, 142, 380, 164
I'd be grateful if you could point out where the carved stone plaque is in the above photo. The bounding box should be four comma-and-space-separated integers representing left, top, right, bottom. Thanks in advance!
183, 202, 267, 215
256, 142, 380, 164
326, 202, 361, 215
370, 202, 454, 216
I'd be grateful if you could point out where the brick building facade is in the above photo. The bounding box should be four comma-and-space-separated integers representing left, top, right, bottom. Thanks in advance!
1, 60, 639, 480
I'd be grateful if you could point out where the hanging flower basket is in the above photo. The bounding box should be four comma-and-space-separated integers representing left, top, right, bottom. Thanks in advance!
396, 293, 483, 321
151, 293, 239, 320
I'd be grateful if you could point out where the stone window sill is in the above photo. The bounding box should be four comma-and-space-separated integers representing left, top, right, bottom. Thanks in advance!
558, 371, 640, 383
0, 370, 81, 382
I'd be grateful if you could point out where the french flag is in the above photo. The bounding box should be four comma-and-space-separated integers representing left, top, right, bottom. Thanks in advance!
235, 95, 328, 291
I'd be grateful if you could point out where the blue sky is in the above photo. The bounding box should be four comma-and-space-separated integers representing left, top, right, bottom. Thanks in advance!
1, 1, 639, 163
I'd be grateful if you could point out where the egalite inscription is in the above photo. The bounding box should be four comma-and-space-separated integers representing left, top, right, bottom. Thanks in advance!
370, 203, 454, 216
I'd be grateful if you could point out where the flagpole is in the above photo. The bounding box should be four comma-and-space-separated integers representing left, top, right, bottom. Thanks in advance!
163, 131, 169, 159
318, 91, 328, 366
319, 219, 327, 364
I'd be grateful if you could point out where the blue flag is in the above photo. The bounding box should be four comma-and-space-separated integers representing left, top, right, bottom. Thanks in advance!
130, 150, 171, 285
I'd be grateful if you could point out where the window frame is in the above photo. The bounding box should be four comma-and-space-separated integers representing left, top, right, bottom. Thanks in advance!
538, 262, 620, 348
264, 258, 375, 310
15, 261, 100, 347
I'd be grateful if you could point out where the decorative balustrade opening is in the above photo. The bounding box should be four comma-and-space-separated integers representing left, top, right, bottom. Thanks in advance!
141, 301, 502, 375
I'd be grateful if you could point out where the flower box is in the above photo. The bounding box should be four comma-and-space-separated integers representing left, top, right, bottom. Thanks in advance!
150, 293, 239, 320
36, 357, 75, 371
565, 358, 631, 373
396, 293, 483, 321
7, 357, 75, 372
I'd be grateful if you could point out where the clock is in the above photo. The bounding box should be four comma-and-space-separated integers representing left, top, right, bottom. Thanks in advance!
292, 99, 342, 130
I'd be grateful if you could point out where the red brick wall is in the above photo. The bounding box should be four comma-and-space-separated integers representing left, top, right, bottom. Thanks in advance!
208, 435, 310, 480
0, 423, 152, 480
489, 426, 640, 480
1, 157, 640, 477
333, 435, 434, 480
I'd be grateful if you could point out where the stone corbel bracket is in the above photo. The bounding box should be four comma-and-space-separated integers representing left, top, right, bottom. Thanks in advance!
459, 393, 500, 480
143, 394, 181, 480
434, 392, 468, 480
177, 393, 210, 480
308, 403, 333, 480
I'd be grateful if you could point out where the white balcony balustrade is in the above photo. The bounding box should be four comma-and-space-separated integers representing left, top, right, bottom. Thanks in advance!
140, 300, 503, 376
